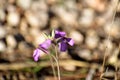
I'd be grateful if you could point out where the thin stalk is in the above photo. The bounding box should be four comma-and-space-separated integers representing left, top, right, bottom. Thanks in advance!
50, 54, 60, 80
55, 46, 61, 80
51, 45, 61, 80
48, 54, 57, 80
100, 0, 119, 79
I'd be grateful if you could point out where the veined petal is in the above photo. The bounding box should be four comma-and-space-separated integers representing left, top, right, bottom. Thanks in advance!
39, 47, 48, 54
59, 41, 67, 52
39, 39, 51, 49
66, 38, 74, 46
33, 48, 41, 61
55, 30, 66, 38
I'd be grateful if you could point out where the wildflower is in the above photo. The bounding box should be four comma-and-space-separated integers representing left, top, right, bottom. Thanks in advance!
58, 37, 74, 51
33, 39, 51, 61
33, 30, 74, 61
55, 30, 74, 52
55, 30, 66, 38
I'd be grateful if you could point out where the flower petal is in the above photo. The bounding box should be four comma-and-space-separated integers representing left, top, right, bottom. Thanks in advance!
66, 38, 74, 46
55, 30, 66, 38
33, 48, 41, 61
59, 41, 67, 52
39, 39, 51, 49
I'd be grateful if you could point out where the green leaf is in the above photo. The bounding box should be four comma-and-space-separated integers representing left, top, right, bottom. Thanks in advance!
48, 35, 51, 39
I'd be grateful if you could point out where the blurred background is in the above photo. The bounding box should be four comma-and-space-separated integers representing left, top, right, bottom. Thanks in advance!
0, 0, 120, 80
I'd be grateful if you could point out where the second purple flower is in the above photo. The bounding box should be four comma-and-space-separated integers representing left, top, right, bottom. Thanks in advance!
55, 30, 74, 52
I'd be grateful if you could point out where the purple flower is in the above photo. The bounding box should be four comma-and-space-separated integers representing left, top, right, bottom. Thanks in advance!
33, 39, 51, 61
55, 30, 66, 38
33, 48, 42, 61
58, 37, 74, 51
55, 30, 74, 52
33, 30, 74, 61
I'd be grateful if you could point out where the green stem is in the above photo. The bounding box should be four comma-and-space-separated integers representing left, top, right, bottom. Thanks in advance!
48, 54, 57, 80
51, 54, 60, 80
54, 46, 60, 80
50, 44, 60, 80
